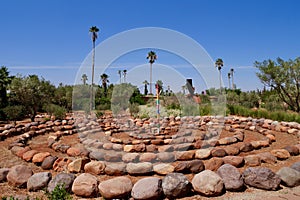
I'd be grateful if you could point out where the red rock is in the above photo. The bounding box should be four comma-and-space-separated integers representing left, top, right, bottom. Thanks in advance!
224, 146, 240, 155
53, 157, 72, 172
176, 150, 195, 161
204, 157, 224, 171
223, 156, 244, 167
22, 150, 39, 162
271, 149, 290, 160
32, 152, 51, 163
16, 146, 31, 158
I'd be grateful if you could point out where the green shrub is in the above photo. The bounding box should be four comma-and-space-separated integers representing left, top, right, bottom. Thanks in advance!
129, 103, 140, 116
43, 104, 66, 120
45, 183, 71, 200
2, 105, 25, 123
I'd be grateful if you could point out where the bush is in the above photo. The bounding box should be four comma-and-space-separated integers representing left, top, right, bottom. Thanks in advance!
45, 183, 71, 200
2, 105, 25, 123
43, 104, 66, 120
129, 103, 140, 116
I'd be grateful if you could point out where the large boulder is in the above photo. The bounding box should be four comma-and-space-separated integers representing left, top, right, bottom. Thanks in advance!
243, 167, 281, 190
131, 177, 163, 200
276, 167, 300, 187
7, 165, 33, 187
47, 173, 75, 193
27, 172, 52, 191
72, 173, 98, 197
126, 162, 153, 175
192, 170, 224, 196
217, 164, 244, 191
98, 176, 132, 199
162, 173, 191, 199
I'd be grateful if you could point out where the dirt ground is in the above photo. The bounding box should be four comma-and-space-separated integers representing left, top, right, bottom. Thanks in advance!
0, 122, 300, 199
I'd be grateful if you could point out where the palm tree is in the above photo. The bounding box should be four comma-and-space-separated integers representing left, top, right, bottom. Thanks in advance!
89, 26, 100, 112
143, 80, 149, 95
215, 58, 224, 90
227, 72, 231, 89
81, 74, 88, 85
230, 68, 235, 89
123, 69, 127, 83
147, 51, 157, 95
118, 70, 122, 84
100, 73, 109, 97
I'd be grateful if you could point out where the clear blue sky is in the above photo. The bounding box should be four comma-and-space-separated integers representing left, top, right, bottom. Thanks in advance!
1, 0, 300, 92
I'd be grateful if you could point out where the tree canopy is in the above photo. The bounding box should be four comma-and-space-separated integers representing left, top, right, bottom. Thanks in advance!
255, 57, 300, 112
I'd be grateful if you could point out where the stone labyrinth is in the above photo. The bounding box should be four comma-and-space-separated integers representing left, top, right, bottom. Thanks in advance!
1, 112, 300, 199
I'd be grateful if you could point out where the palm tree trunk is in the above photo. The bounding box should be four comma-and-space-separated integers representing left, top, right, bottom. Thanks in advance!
219, 70, 222, 90
231, 74, 234, 89
228, 78, 231, 89
150, 63, 152, 95
90, 41, 95, 113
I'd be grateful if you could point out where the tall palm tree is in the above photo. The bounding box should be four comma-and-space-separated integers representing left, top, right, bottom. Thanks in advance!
215, 58, 224, 90
143, 80, 149, 95
123, 69, 127, 83
230, 68, 235, 89
89, 26, 99, 112
81, 74, 88, 85
100, 73, 109, 97
147, 51, 157, 95
118, 70, 122, 84
227, 72, 231, 89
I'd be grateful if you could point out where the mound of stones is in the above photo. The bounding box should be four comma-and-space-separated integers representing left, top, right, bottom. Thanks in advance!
1, 114, 300, 198
1, 162, 300, 199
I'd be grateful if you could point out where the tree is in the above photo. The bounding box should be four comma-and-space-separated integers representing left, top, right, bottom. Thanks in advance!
255, 57, 300, 112
142, 80, 149, 95
230, 68, 235, 89
100, 73, 109, 97
8, 75, 55, 121
147, 51, 157, 95
0, 66, 13, 109
215, 58, 224, 89
118, 70, 122, 83
123, 69, 127, 83
81, 74, 88, 85
89, 25, 100, 112
227, 72, 231, 89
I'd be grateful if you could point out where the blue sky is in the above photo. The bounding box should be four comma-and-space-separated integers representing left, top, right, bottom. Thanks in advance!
1, 0, 300, 92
